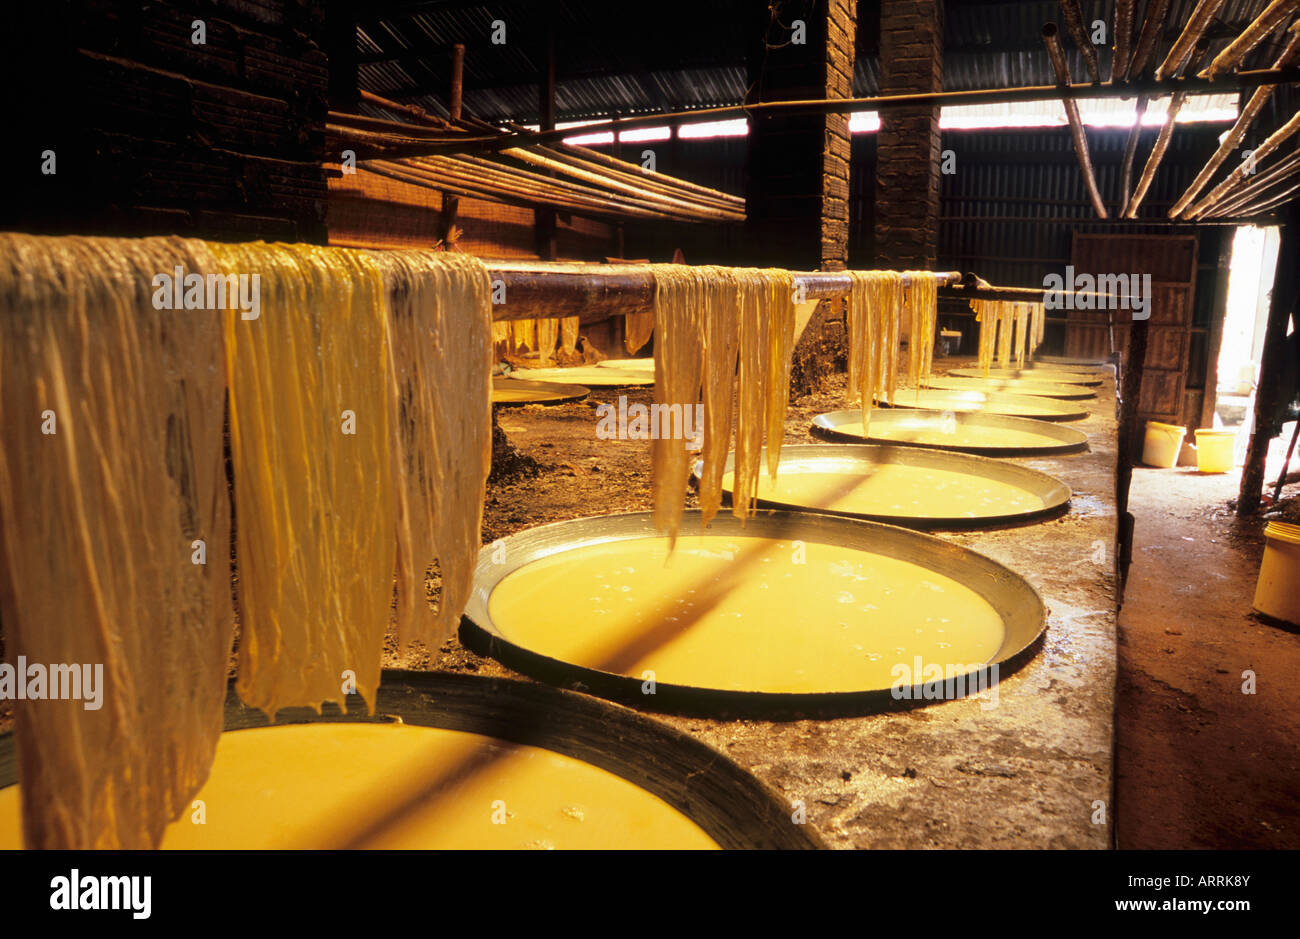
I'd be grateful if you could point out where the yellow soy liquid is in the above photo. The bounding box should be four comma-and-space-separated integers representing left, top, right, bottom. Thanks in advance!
841, 419, 1063, 450
509, 367, 653, 386
890, 389, 1070, 417
488, 535, 1004, 693
0, 723, 718, 850
724, 465, 1045, 518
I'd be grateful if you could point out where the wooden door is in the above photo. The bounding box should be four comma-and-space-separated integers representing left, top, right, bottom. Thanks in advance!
1066, 233, 1198, 427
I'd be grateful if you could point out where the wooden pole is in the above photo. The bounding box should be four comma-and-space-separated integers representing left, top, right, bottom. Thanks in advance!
1043, 24, 1109, 218
1239, 218, 1299, 515
438, 43, 466, 245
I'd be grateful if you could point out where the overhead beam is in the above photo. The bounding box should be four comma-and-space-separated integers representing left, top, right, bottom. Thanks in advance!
360, 65, 1300, 159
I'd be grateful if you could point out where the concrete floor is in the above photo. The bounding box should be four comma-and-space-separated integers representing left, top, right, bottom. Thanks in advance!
1117, 446, 1300, 848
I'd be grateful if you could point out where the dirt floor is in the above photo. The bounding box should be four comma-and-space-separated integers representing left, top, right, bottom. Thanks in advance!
1116, 451, 1300, 849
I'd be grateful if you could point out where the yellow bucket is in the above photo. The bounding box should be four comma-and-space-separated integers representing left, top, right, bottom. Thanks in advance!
1193, 428, 1236, 473
1254, 522, 1300, 626
1142, 420, 1185, 468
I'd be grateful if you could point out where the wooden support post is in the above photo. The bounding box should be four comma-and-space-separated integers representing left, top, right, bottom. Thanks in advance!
438, 43, 466, 245
1239, 218, 1299, 515
1199, 229, 1235, 431
1117, 314, 1150, 595
535, 27, 558, 262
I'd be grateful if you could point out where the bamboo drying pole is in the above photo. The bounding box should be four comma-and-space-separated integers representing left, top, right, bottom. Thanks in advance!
1155, 0, 1227, 80
1184, 110, 1300, 218
1043, 24, 1109, 218
1112, 0, 1137, 82
1125, 92, 1186, 217
1127, 0, 1173, 80
1170, 24, 1300, 217
1219, 178, 1300, 217
1201, 0, 1300, 79
1057, 0, 1102, 82
1119, 96, 1150, 208
1204, 152, 1300, 217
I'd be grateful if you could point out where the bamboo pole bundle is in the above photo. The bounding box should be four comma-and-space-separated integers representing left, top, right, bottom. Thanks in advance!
1185, 110, 1300, 218
1204, 152, 1300, 216
1043, 24, 1110, 218
1201, 0, 1300, 79
1170, 24, 1300, 216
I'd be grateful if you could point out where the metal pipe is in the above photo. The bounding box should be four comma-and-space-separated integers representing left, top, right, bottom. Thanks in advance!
1044, 24, 1109, 218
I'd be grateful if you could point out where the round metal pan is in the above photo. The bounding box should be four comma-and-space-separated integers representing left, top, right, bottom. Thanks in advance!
508, 366, 653, 387
924, 375, 1096, 400
811, 407, 1090, 456
948, 367, 1103, 387
459, 509, 1046, 718
1030, 355, 1113, 372
597, 358, 655, 370
492, 376, 589, 405
0, 670, 823, 849
698, 443, 1071, 529
883, 387, 1089, 421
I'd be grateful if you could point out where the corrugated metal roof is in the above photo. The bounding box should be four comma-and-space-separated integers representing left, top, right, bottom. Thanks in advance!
357, 1, 1293, 123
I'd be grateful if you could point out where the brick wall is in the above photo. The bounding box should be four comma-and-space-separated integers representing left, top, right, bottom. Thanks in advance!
4, 0, 329, 242
875, 0, 944, 270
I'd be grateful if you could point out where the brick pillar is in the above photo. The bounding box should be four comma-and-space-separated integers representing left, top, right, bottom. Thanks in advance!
747, 0, 857, 394
746, 0, 856, 272
875, 0, 943, 270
